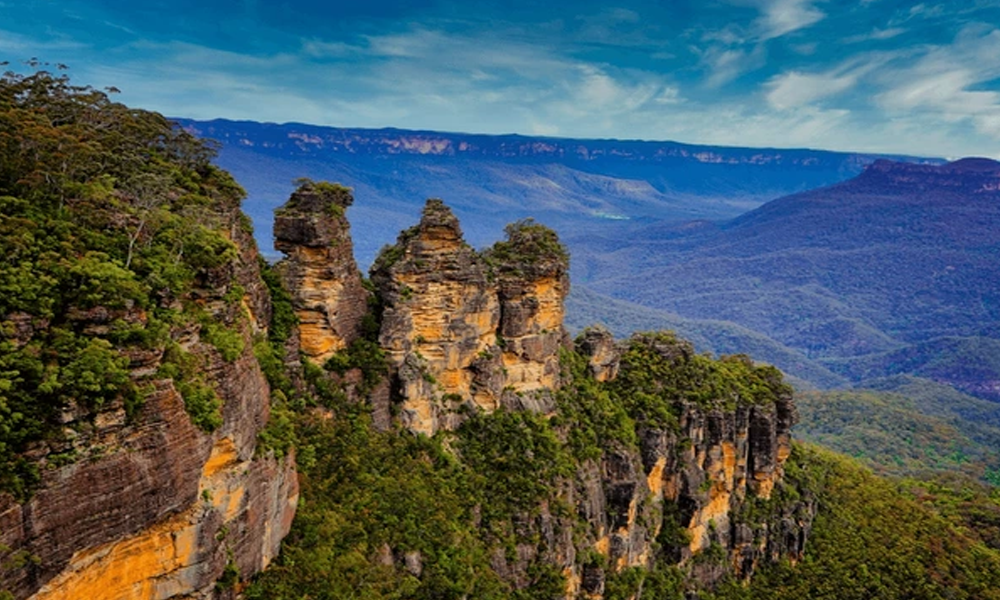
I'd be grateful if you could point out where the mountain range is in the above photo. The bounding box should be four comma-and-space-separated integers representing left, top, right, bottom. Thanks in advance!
575, 158, 1000, 399
180, 119, 1000, 404
176, 118, 938, 265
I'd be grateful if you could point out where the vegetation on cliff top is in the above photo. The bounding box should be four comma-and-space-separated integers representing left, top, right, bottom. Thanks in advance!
276, 178, 353, 219
482, 218, 569, 277
0, 66, 247, 498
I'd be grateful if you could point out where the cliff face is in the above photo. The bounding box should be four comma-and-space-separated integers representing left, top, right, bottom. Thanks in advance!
272, 197, 812, 596
368, 201, 569, 436
0, 211, 298, 600
273, 182, 369, 365
2, 182, 809, 600
489, 331, 809, 597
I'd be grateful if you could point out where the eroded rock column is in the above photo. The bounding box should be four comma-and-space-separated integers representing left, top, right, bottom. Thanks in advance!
371, 199, 502, 435
486, 220, 570, 400
274, 182, 368, 365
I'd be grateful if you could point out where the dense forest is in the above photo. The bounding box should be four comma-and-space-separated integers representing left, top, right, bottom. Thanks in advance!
1, 67, 999, 599
0, 64, 249, 500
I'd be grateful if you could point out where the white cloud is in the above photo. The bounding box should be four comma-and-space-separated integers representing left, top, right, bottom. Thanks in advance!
699, 43, 767, 87
654, 87, 682, 104
0, 28, 87, 53
766, 71, 858, 109
301, 39, 356, 58
842, 27, 907, 44
529, 120, 560, 136
764, 54, 895, 109
696, 0, 824, 88
753, 0, 826, 40
876, 25, 1000, 138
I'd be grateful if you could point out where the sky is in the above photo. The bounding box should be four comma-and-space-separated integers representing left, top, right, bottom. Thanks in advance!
2, 0, 1000, 158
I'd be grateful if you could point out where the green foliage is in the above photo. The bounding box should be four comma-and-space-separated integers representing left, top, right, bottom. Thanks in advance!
565, 287, 851, 390
554, 348, 636, 460
0, 67, 250, 494
216, 557, 241, 591
58, 337, 138, 410
257, 390, 297, 459
199, 317, 245, 363
898, 474, 1000, 551
371, 226, 418, 273
64, 253, 146, 310
287, 178, 353, 218
454, 409, 572, 530
611, 333, 791, 430
302, 358, 349, 408
259, 260, 297, 344
324, 338, 388, 393
794, 386, 1000, 482
482, 218, 568, 276
246, 407, 530, 600
719, 443, 1000, 600
159, 343, 222, 432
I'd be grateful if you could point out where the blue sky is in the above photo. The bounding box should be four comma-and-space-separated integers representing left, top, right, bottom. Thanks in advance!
2, 0, 999, 157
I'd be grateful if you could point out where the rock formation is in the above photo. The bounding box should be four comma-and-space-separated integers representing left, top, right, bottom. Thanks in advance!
369, 201, 569, 435
0, 207, 298, 600
304, 200, 808, 595
575, 326, 620, 382
518, 333, 810, 596
274, 182, 368, 365
487, 219, 570, 399
1, 188, 811, 600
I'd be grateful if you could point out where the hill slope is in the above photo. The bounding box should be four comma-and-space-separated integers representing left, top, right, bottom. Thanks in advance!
581, 159, 1000, 396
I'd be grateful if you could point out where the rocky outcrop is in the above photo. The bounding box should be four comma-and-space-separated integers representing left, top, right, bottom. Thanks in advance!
468, 332, 811, 598
370, 201, 570, 435
370, 200, 502, 435
358, 201, 811, 595
274, 182, 368, 365
0, 209, 298, 600
487, 219, 570, 399
576, 326, 620, 382
563, 334, 810, 593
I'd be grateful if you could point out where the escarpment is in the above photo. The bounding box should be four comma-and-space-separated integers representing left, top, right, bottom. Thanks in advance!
0, 187, 297, 598
271, 195, 813, 597
493, 331, 810, 596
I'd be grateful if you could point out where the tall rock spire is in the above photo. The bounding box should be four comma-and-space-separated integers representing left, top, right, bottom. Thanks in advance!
274, 181, 368, 365
370, 201, 570, 435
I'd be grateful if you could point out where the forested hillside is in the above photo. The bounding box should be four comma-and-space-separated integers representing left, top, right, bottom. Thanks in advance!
0, 66, 297, 599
